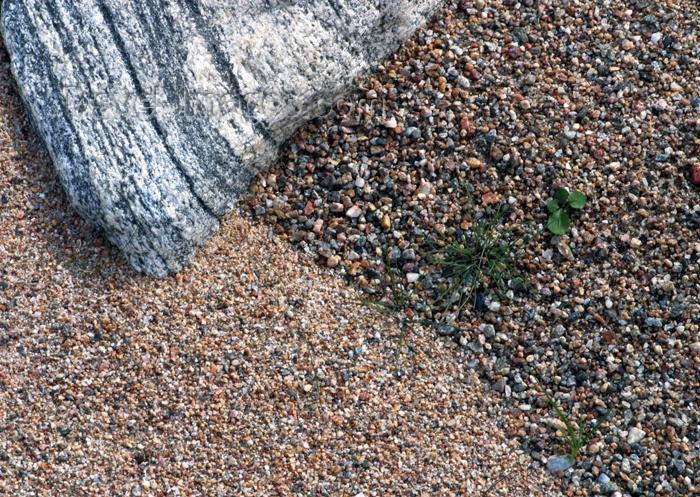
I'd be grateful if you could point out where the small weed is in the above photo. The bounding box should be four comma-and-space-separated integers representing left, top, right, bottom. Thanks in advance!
301, 457, 372, 497
357, 250, 418, 379
480, 471, 509, 497
425, 202, 529, 316
530, 370, 613, 464
423, 186, 589, 315
546, 187, 587, 235
347, 458, 371, 497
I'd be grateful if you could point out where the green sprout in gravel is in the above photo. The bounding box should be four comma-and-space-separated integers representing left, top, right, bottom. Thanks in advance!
426, 202, 529, 315
302, 458, 372, 497
357, 250, 422, 379
530, 371, 613, 469
546, 187, 587, 235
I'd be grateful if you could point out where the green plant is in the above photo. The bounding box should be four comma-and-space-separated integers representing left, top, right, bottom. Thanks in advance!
530, 371, 613, 463
347, 458, 371, 497
546, 187, 587, 235
357, 250, 420, 379
480, 472, 509, 497
425, 202, 529, 316
301, 457, 371, 497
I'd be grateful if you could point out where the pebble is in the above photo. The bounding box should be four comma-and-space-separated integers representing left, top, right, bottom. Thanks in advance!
546, 456, 573, 473
645, 317, 662, 328
466, 157, 482, 169
627, 427, 646, 444
691, 164, 700, 185
346, 205, 362, 218
380, 215, 391, 229
600, 481, 619, 494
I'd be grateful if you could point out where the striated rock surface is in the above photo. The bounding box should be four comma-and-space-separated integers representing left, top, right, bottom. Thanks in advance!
1, 0, 442, 276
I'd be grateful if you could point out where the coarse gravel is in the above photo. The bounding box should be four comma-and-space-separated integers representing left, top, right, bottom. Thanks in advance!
246, 1, 699, 496
0, 37, 558, 497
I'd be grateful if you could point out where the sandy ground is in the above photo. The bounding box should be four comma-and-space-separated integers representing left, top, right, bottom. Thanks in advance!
0, 40, 558, 496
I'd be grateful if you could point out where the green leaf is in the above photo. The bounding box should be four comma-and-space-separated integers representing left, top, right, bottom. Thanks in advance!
581, 408, 614, 446
355, 298, 395, 315
554, 187, 570, 203
532, 373, 577, 442
547, 199, 561, 213
547, 210, 570, 235
569, 191, 587, 209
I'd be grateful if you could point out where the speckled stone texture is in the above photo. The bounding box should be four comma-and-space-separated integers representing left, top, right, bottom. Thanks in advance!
0, 0, 442, 276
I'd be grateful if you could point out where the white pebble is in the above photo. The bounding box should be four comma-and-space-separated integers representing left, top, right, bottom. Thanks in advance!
627, 427, 646, 444
346, 205, 362, 218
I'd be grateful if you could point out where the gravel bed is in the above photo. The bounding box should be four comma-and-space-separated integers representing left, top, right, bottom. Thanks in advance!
245, 1, 700, 495
0, 41, 558, 497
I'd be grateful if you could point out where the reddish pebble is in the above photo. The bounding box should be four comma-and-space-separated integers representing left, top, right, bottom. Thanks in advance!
691, 164, 700, 185
303, 200, 314, 216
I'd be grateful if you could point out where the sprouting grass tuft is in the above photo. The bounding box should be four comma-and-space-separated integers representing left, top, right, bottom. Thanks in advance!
425, 202, 529, 316
356, 248, 414, 379
530, 370, 614, 463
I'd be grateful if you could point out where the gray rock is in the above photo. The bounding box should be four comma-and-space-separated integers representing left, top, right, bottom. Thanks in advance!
546, 455, 573, 472
669, 304, 687, 318
436, 325, 458, 337
670, 458, 686, 474
467, 341, 484, 355
491, 377, 507, 392
599, 481, 618, 493
1, 0, 443, 276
